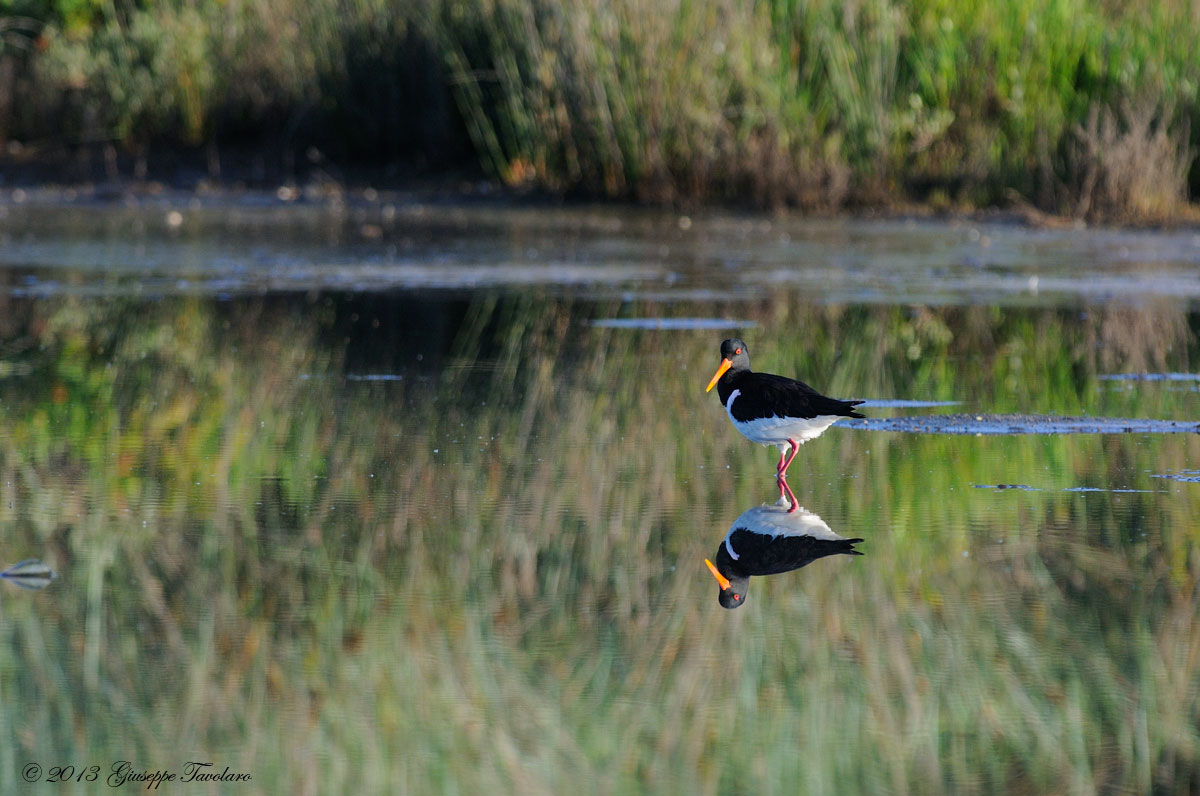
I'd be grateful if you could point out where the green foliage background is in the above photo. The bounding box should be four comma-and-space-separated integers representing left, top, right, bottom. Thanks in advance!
1, 0, 1197, 218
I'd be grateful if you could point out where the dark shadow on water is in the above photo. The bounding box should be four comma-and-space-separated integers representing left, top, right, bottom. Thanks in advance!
704, 491, 864, 609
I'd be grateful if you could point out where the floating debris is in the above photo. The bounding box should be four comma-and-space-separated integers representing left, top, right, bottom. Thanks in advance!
974, 483, 1040, 491
300, 373, 405, 381
1100, 373, 1200, 382
1151, 471, 1200, 484
0, 559, 57, 590
1064, 487, 1160, 493
589, 318, 758, 330
841, 413, 1200, 435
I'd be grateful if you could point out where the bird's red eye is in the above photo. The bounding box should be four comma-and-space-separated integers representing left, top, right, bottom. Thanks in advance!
733, 594, 741, 601
735, 347, 742, 354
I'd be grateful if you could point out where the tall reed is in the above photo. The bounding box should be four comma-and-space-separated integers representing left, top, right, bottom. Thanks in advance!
7, 0, 1198, 218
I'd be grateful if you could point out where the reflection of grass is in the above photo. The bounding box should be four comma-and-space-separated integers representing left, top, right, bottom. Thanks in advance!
0, 294, 1198, 793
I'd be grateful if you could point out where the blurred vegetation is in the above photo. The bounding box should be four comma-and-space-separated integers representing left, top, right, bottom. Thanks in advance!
1, 0, 1198, 220
0, 290, 1198, 793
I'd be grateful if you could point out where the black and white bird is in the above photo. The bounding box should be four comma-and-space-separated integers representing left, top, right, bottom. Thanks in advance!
704, 499, 863, 609
705, 338, 864, 480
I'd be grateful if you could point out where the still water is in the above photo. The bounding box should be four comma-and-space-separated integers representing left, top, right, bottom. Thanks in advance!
0, 197, 1198, 795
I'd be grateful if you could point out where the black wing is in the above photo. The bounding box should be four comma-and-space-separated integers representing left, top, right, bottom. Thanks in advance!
728, 371, 864, 422
726, 528, 863, 576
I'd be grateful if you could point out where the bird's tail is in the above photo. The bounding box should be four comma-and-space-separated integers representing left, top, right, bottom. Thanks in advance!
840, 538, 865, 556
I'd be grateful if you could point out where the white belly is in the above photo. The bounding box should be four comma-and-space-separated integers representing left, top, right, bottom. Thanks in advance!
724, 502, 841, 560
724, 389, 843, 451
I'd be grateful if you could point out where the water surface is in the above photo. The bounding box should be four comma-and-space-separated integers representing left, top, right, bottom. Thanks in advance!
0, 197, 1198, 795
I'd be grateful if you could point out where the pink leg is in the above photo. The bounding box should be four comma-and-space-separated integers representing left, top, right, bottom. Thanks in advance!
777, 473, 798, 511
776, 448, 788, 474
777, 439, 800, 479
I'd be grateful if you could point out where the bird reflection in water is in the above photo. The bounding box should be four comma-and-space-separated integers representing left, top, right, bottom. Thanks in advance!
704, 497, 863, 609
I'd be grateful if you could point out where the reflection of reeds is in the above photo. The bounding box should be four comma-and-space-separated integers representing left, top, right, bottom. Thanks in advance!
0, 294, 1198, 793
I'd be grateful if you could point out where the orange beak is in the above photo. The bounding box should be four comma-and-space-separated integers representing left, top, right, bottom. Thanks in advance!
705, 358, 732, 392
705, 558, 731, 590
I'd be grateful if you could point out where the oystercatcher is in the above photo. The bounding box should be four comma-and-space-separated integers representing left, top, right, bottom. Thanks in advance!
705, 338, 864, 479
704, 498, 863, 608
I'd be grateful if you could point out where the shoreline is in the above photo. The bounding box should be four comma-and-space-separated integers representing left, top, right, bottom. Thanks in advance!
2, 143, 1198, 231
4, 174, 1198, 232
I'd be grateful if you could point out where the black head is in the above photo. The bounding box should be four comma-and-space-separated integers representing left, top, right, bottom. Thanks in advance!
719, 338, 749, 361
718, 585, 747, 609
705, 557, 749, 609
705, 339, 752, 393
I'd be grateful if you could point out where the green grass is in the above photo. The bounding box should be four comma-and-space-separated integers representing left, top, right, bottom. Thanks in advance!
0, 293, 1198, 793
2, 0, 1198, 219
